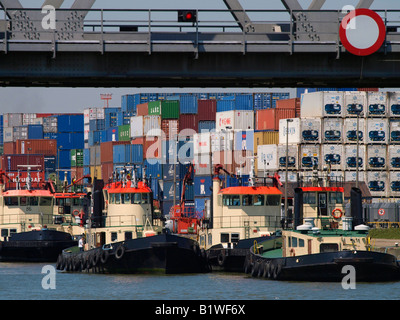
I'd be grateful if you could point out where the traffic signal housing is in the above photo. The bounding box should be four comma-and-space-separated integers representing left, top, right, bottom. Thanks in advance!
178, 10, 197, 23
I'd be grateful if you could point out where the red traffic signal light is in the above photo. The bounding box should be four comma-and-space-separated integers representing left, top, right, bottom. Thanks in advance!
178, 10, 197, 22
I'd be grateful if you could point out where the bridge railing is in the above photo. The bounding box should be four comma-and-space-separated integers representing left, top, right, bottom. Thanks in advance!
0, 8, 398, 53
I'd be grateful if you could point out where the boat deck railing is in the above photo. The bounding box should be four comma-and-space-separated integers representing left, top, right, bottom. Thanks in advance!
213, 215, 282, 231
0, 213, 54, 226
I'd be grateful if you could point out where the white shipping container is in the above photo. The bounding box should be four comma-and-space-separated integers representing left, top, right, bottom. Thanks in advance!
367, 145, 387, 170
193, 132, 211, 155
344, 145, 366, 171
366, 118, 389, 144
213, 131, 233, 152
89, 108, 98, 120
367, 91, 388, 117
277, 171, 298, 183
388, 145, 400, 170
130, 116, 144, 138
322, 144, 344, 170
390, 120, 400, 144
300, 145, 320, 169
84, 108, 90, 124
97, 108, 105, 120
216, 110, 254, 131
300, 91, 344, 118
300, 118, 322, 144
344, 171, 366, 183
343, 118, 366, 144
278, 118, 301, 145
234, 130, 254, 151
84, 124, 90, 141
322, 118, 343, 143
389, 171, 400, 197
3, 113, 23, 128
367, 171, 388, 198
143, 115, 161, 137
277, 144, 299, 170
344, 91, 367, 117
257, 144, 278, 171
388, 92, 400, 117
3, 127, 13, 142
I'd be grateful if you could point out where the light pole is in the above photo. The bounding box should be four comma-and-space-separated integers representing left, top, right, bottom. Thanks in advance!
285, 119, 293, 228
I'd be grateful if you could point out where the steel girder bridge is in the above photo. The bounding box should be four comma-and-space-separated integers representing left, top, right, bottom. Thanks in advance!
0, 0, 399, 88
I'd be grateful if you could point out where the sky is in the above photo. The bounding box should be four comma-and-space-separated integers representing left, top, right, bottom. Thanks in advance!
1, 0, 399, 113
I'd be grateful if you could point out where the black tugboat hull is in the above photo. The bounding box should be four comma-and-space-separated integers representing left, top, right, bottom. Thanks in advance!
246, 250, 400, 282
207, 235, 280, 272
0, 230, 77, 262
57, 233, 210, 274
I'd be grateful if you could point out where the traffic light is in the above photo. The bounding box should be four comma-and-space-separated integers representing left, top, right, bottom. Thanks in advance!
178, 10, 197, 23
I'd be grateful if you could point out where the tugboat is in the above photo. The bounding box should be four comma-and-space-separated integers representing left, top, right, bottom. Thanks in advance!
198, 163, 283, 272
245, 172, 400, 282
56, 166, 209, 274
0, 167, 77, 262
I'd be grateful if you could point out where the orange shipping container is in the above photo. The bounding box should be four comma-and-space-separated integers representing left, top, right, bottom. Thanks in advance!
101, 162, 114, 184
256, 108, 295, 131
136, 103, 149, 116
16, 139, 57, 156
276, 98, 300, 109
3, 142, 16, 155
100, 141, 130, 163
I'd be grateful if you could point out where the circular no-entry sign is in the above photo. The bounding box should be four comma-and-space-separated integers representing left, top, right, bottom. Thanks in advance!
340, 9, 386, 56
378, 208, 385, 216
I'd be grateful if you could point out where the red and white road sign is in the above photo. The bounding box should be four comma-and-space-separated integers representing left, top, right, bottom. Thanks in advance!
378, 208, 385, 216
340, 9, 386, 56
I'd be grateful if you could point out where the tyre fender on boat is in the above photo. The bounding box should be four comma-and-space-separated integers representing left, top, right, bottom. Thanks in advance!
115, 244, 125, 260
244, 259, 252, 274
217, 251, 226, 267
100, 249, 109, 264
262, 261, 270, 278
273, 262, 282, 280
251, 261, 260, 277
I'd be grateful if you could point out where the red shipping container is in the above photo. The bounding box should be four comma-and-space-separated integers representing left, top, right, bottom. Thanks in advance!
357, 88, 379, 92
131, 137, 145, 145
276, 98, 300, 109
1, 154, 45, 172
179, 114, 198, 135
136, 103, 149, 116
3, 142, 16, 155
256, 108, 295, 131
100, 141, 130, 163
5, 171, 46, 190
16, 139, 57, 156
36, 113, 57, 118
198, 99, 217, 121
70, 167, 84, 184
101, 162, 114, 184
161, 119, 179, 140
144, 136, 161, 159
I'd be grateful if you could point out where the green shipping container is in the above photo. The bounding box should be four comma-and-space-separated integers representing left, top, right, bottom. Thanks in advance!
148, 100, 179, 119
118, 124, 131, 141
71, 149, 84, 167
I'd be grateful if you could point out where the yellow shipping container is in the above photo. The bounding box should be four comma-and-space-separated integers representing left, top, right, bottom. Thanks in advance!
254, 131, 279, 172
90, 165, 102, 180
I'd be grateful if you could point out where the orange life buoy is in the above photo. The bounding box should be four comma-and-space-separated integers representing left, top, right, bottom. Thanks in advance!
289, 248, 296, 257
72, 209, 80, 217
332, 208, 343, 219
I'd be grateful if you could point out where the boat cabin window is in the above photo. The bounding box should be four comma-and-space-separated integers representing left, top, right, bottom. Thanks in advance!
288, 236, 305, 248
242, 195, 253, 206
220, 233, 229, 243
329, 192, 343, 204
266, 195, 281, 206
115, 193, 121, 204
320, 243, 339, 253
122, 193, 130, 204
39, 197, 52, 206
303, 192, 316, 205
109, 193, 150, 204
4, 197, 19, 206
254, 195, 264, 206
109, 193, 115, 204
223, 195, 241, 206
231, 233, 240, 243
111, 232, 118, 242
28, 197, 39, 206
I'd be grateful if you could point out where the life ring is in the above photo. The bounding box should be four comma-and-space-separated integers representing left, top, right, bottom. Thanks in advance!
72, 209, 80, 217
332, 208, 343, 219
115, 244, 125, 260
290, 248, 296, 257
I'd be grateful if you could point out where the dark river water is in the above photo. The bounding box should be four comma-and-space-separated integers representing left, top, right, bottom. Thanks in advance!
1, 262, 400, 301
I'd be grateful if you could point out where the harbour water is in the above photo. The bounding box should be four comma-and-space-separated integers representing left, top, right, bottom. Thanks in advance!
2, 262, 400, 300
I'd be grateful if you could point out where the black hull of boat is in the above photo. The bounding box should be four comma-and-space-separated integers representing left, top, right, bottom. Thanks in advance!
246, 250, 400, 282
207, 235, 281, 272
57, 234, 210, 274
0, 230, 77, 262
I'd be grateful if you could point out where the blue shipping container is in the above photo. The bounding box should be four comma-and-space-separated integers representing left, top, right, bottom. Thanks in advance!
113, 144, 142, 164
195, 197, 209, 219
234, 130, 254, 151
194, 175, 212, 197
56, 114, 83, 133
162, 200, 175, 216
28, 125, 44, 139
121, 94, 141, 113
198, 121, 216, 132
144, 159, 162, 179
216, 100, 235, 112
162, 180, 181, 201
107, 127, 119, 142
83, 149, 90, 166
180, 95, 198, 114
44, 156, 56, 173
235, 94, 254, 110
58, 149, 71, 168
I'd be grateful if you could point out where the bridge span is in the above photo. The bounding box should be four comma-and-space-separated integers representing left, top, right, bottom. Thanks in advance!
0, 0, 399, 87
